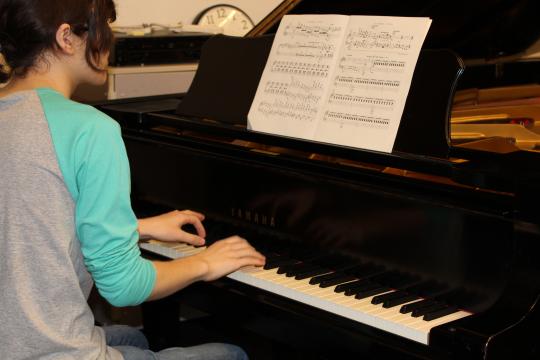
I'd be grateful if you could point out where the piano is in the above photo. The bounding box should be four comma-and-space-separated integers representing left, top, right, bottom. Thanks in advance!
97, 0, 540, 358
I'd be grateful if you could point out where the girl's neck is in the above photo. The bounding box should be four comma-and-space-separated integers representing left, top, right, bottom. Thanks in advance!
0, 61, 75, 98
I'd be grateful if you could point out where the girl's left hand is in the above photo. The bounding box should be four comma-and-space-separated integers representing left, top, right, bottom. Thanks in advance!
138, 210, 206, 246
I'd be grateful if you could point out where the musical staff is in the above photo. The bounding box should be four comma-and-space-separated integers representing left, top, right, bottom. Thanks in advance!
338, 56, 406, 75
329, 93, 395, 111
334, 76, 400, 92
283, 22, 344, 40
258, 99, 318, 122
276, 42, 336, 60
323, 111, 390, 129
345, 28, 414, 51
264, 80, 322, 104
271, 61, 331, 77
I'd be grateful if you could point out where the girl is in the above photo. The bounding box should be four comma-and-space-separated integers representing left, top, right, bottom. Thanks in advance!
0, 1, 265, 359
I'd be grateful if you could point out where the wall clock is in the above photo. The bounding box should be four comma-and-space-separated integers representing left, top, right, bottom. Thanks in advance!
194, 4, 254, 36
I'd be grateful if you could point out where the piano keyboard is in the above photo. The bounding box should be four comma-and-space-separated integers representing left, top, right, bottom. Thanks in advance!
140, 240, 471, 345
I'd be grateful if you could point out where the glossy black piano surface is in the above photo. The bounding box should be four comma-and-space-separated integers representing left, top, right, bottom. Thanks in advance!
96, 0, 540, 359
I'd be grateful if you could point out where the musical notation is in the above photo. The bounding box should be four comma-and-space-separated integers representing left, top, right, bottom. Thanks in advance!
323, 111, 390, 129
271, 61, 331, 77
283, 22, 343, 40
329, 93, 395, 111
338, 56, 406, 75
264, 80, 323, 104
334, 76, 400, 92
345, 28, 414, 51
249, 14, 432, 152
276, 42, 336, 60
258, 99, 318, 122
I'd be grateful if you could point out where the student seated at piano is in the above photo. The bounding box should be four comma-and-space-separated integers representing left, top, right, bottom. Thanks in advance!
0, 1, 265, 359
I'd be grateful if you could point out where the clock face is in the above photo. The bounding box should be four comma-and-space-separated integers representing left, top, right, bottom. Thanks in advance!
194, 5, 254, 36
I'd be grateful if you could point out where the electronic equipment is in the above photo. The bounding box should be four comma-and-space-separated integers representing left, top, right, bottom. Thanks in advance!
109, 31, 212, 67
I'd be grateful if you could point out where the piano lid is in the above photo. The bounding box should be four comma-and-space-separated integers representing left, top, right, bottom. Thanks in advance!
248, 0, 540, 61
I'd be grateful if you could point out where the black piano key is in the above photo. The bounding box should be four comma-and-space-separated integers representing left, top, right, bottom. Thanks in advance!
335, 279, 371, 294
423, 306, 459, 321
400, 299, 437, 314
277, 262, 302, 274
319, 275, 357, 288
264, 258, 297, 270
354, 286, 391, 300
344, 282, 378, 296
283, 263, 318, 277
383, 294, 421, 308
310, 271, 342, 285
371, 290, 408, 305
411, 303, 447, 318
294, 267, 330, 280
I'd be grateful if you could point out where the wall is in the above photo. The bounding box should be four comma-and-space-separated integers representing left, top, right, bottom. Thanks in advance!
114, 0, 282, 27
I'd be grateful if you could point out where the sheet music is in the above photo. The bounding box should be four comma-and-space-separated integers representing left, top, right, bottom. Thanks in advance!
248, 15, 432, 153
248, 15, 349, 138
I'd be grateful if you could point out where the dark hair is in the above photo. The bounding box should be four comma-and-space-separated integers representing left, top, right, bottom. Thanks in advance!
0, 0, 116, 83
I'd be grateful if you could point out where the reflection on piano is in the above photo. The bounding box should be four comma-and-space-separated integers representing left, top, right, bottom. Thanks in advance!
97, 0, 540, 359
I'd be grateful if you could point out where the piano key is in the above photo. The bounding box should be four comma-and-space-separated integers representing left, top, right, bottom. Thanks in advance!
309, 271, 345, 285
400, 299, 437, 314
336, 279, 375, 294
411, 303, 447, 318
383, 294, 421, 308
371, 290, 408, 305
319, 275, 357, 288
264, 258, 298, 270
277, 262, 303, 274
423, 306, 459, 321
335, 280, 364, 293
140, 239, 473, 345
414, 311, 471, 331
346, 281, 380, 295
355, 286, 392, 300
285, 263, 323, 277
295, 268, 332, 280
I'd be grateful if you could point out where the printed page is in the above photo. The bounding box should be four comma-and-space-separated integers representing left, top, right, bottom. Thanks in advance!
248, 14, 349, 138
313, 16, 432, 153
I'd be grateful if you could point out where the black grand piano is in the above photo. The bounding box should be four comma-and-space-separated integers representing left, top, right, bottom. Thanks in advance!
98, 0, 540, 358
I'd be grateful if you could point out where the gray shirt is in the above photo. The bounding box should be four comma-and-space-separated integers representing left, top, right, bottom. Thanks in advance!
0, 90, 123, 360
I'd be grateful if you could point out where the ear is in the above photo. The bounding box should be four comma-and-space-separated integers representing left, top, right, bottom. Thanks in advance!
55, 23, 76, 55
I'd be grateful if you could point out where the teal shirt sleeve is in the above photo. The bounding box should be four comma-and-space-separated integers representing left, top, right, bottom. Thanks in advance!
38, 88, 156, 307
